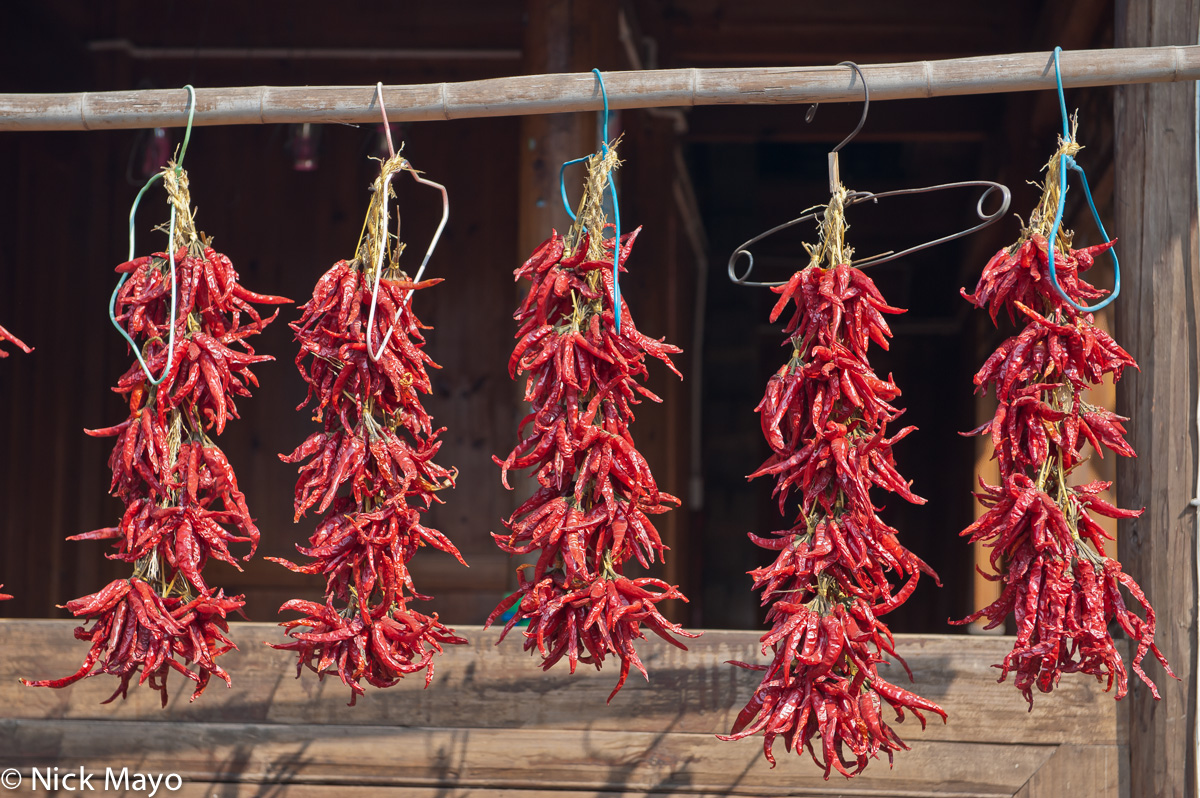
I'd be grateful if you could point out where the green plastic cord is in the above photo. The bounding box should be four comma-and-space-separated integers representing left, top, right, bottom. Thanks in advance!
108, 85, 195, 386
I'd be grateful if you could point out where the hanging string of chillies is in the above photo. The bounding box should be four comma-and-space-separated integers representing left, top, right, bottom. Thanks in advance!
720, 187, 944, 777
271, 151, 465, 705
486, 140, 697, 701
0, 328, 29, 603
22, 162, 289, 704
954, 125, 1174, 703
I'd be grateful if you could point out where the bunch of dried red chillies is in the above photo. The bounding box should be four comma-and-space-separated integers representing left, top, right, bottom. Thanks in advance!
23, 162, 287, 704
721, 187, 944, 777
487, 142, 697, 700
956, 134, 1173, 703
272, 151, 465, 704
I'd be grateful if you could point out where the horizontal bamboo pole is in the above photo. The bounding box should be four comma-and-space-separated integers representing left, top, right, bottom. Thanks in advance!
1, 45, 1197, 132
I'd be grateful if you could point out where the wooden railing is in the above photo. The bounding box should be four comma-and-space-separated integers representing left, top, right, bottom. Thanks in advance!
1, 620, 1126, 797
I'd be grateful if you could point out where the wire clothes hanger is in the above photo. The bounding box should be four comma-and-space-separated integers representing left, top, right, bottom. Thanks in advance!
365, 82, 451, 361
728, 62, 1012, 288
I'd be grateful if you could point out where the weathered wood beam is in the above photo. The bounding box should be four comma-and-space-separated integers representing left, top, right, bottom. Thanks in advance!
3, 621, 1122, 743
2, 46, 1199, 131
0, 620, 1127, 797
85, 40, 523, 62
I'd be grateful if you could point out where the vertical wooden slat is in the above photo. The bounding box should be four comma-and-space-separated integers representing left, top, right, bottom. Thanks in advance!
620, 113, 691, 614
1014, 744, 1127, 798
1115, 1, 1200, 796
517, 0, 611, 260
506, 0, 622, 597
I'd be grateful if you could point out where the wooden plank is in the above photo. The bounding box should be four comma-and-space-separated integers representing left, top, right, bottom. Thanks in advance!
1, 621, 1121, 747
619, 111, 693, 617
21, 787, 911, 798
1014, 744, 1127, 798
1114, 2, 1200, 798
101, 1, 524, 52
0, 719, 1054, 797
2, 46, 1200, 130
648, 0, 1027, 67
87, 41, 524, 63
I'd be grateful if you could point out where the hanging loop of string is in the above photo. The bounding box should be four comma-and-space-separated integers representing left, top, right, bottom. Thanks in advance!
365, 83, 451, 361
558, 69, 624, 333
109, 84, 195, 386
1045, 46, 1121, 313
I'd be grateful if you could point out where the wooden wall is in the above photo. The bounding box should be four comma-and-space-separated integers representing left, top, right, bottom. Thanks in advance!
0, 0, 1127, 640
0, 28, 699, 634
2, 620, 1127, 798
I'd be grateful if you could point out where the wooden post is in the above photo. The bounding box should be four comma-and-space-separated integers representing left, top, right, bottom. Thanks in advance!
517, 0, 619, 258
620, 113, 692, 617
507, 0, 620, 592
1115, 1, 1200, 796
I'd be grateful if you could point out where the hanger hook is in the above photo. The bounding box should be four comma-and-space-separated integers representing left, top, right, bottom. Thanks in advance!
831, 62, 869, 154
375, 82, 396, 159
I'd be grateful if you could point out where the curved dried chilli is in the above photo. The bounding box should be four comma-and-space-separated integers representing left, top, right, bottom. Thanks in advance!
0, 324, 32, 358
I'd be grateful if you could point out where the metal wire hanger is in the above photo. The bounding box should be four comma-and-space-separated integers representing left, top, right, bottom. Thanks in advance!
728, 62, 1012, 287
365, 82, 451, 361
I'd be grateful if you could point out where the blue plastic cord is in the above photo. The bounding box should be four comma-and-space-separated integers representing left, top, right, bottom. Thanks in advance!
109, 85, 196, 386
558, 155, 590, 222
557, 69, 623, 333
1046, 47, 1120, 313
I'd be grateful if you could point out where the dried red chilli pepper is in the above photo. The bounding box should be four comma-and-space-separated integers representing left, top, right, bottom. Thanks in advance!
721, 188, 944, 777
272, 151, 465, 705
486, 142, 696, 701
22, 162, 287, 704
0, 324, 32, 358
955, 133, 1174, 704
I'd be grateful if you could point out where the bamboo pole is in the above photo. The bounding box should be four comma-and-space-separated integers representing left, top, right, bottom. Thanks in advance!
0, 45, 1198, 131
